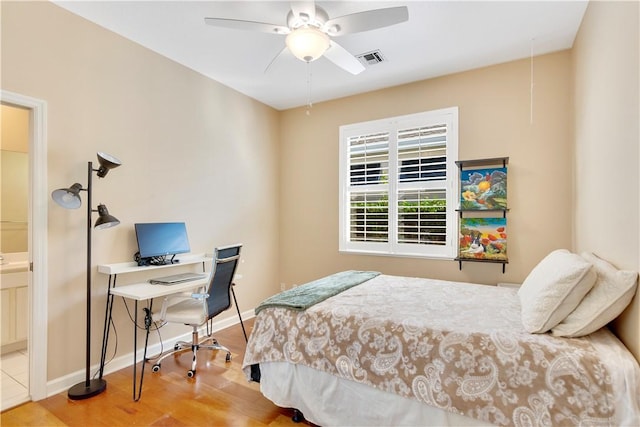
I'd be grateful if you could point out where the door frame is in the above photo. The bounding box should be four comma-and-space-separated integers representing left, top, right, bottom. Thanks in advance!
1, 90, 48, 401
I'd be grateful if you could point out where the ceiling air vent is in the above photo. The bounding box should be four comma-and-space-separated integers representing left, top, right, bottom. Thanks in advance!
356, 50, 385, 66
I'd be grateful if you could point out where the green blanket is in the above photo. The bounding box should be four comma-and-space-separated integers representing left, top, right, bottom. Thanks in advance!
255, 270, 380, 314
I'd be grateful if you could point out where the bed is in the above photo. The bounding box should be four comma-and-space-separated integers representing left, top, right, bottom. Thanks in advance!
242, 252, 640, 426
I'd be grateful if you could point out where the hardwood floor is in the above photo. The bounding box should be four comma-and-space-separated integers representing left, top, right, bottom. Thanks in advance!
1, 319, 312, 426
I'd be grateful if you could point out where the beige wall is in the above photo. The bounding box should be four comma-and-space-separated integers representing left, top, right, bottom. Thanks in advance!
279, 51, 574, 289
1, 1, 281, 380
572, 1, 640, 360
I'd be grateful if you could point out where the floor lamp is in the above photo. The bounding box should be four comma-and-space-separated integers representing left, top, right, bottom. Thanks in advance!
51, 152, 122, 400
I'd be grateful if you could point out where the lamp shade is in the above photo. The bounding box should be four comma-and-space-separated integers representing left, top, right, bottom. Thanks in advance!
96, 152, 122, 178
51, 183, 83, 209
94, 204, 120, 229
285, 26, 330, 62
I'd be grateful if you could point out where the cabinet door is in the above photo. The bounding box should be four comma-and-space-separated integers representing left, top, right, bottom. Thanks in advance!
1, 288, 15, 344
16, 286, 28, 341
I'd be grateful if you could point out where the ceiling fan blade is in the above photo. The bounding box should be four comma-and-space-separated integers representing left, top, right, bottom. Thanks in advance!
204, 17, 289, 35
290, 1, 316, 24
323, 6, 409, 36
264, 46, 290, 74
324, 40, 365, 75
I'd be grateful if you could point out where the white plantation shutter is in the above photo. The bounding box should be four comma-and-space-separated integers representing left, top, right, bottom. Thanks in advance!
340, 108, 458, 258
349, 191, 388, 243
345, 131, 391, 250
397, 124, 447, 183
396, 124, 448, 246
397, 189, 447, 245
349, 132, 389, 186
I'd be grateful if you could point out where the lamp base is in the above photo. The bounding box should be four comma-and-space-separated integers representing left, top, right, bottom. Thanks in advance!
68, 378, 107, 400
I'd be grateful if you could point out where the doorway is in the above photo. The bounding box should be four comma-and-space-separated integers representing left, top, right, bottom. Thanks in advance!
1, 103, 30, 409
0, 91, 48, 410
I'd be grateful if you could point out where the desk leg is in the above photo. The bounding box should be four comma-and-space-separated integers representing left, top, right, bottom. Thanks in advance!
132, 300, 153, 401
132, 301, 140, 400
231, 285, 247, 343
99, 274, 117, 379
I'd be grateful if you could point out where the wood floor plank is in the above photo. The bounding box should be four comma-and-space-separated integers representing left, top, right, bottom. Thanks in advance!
0, 401, 67, 426
1, 319, 312, 426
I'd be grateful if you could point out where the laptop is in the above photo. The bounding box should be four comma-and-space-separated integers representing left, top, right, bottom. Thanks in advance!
149, 272, 208, 285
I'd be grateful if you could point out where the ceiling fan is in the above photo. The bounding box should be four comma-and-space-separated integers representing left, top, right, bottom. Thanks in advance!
204, 1, 409, 75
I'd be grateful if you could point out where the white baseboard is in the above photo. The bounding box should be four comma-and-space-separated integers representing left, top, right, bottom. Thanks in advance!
45, 309, 255, 398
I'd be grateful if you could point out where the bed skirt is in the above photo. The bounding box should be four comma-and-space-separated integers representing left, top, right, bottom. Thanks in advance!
259, 361, 485, 426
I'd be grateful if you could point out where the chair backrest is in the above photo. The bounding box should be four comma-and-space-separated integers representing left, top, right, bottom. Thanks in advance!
205, 244, 242, 319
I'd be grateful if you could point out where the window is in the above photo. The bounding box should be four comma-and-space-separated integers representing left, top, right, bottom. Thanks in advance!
339, 107, 458, 258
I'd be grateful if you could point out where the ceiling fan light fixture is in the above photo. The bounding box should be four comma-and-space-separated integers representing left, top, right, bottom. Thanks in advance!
285, 26, 330, 62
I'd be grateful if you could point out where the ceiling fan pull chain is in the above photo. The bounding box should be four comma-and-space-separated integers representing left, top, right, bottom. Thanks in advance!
530, 38, 535, 125
306, 61, 313, 116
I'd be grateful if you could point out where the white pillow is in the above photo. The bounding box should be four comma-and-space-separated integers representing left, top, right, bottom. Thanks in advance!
551, 252, 638, 337
518, 249, 597, 333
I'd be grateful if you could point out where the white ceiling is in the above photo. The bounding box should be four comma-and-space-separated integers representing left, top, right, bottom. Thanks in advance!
53, 1, 588, 111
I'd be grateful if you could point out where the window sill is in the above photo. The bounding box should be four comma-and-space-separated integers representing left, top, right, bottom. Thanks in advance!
339, 249, 454, 261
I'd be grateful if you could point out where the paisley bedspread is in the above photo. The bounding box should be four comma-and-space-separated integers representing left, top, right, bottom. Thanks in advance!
242, 274, 616, 426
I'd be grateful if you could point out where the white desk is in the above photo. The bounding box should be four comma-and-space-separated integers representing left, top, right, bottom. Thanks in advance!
98, 254, 212, 401
98, 253, 212, 276
109, 277, 209, 301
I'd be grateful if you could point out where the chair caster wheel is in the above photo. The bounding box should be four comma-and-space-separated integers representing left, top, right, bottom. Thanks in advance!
225, 353, 232, 363
292, 409, 305, 423
187, 370, 196, 378
152, 364, 160, 372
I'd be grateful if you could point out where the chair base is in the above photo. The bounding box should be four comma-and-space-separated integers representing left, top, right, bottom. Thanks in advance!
151, 326, 231, 377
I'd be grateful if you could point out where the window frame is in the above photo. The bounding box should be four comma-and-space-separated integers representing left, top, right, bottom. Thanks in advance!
339, 107, 459, 259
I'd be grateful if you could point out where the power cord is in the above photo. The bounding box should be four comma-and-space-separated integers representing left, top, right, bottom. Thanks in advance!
93, 298, 169, 378
143, 307, 152, 329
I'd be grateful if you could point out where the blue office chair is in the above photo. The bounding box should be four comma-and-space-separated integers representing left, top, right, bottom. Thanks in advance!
151, 244, 242, 378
